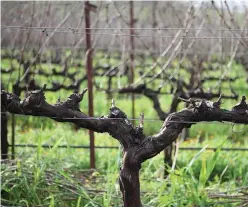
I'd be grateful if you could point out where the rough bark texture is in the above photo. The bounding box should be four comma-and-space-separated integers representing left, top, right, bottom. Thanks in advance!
1, 89, 248, 207
119, 83, 238, 175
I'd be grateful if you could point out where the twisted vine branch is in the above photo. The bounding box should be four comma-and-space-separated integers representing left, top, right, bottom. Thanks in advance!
1, 88, 248, 207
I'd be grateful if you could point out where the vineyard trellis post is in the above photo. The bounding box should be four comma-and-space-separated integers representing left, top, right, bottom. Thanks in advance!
84, 1, 96, 168
11, 114, 15, 160
1, 107, 8, 160
130, 0, 135, 125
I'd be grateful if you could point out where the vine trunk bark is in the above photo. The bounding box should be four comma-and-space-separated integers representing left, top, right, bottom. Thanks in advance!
119, 152, 142, 207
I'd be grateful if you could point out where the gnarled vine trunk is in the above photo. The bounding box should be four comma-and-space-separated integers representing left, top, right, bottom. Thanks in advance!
1, 89, 248, 206
120, 151, 142, 207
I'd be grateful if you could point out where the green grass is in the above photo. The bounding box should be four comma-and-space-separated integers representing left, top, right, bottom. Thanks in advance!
1, 51, 248, 206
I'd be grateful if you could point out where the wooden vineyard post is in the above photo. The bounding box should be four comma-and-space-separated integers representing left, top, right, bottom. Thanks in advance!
11, 114, 15, 160
130, 0, 135, 125
1, 105, 8, 160
84, 1, 97, 168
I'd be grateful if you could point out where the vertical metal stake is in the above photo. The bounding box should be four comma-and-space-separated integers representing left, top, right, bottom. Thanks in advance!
11, 114, 15, 160
85, 1, 95, 169
1, 112, 8, 159
130, 0, 135, 125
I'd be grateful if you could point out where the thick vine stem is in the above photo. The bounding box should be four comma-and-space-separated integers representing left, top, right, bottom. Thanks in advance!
2, 89, 247, 163
133, 96, 248, 164
1, 89, 248, 207
1, 89, 141, 150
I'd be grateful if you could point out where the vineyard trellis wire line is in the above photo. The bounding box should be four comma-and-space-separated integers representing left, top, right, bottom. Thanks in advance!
1, 112, 247, 125
2, 27, 248, 39
2, 25, 248, 31
8, 144, 248, 152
